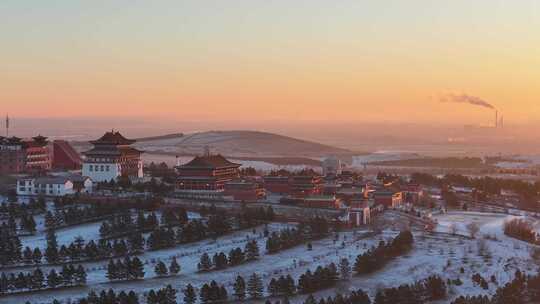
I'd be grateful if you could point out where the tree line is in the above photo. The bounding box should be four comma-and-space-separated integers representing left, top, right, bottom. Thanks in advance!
106, 256, 145, 281
354, 230, 414, 274
411, 172, 540, 209
0, 264, 86, 295
197, 240, 259, 272
266, 217, 330, 254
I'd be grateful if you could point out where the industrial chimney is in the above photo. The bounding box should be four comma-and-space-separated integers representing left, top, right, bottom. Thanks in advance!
495, 110, 498, 128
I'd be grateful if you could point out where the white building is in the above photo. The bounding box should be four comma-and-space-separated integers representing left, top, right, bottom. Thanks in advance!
17, 176, 93, 197
82, 131, 143, 182
322, 156, 343, 176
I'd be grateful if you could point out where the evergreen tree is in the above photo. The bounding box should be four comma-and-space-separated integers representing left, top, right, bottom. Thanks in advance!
128, 232, 145, 252
247, 273, 264, 299
47, 269, 61, 288
107, 259, 117, 281
233, 275, 246, 300
268, 278, 279, 297
154, 261, 168, 277
163, 284, 177, 304
129, 257, 145, 279
183, 284, 197, 304
75, 264, 87, 285
198, 253, 212, 272
32, 268, 44, 290
339, 258, 351, 280
32, 247, 42, 264
213, 252, 228, 269
169, 257, 181, 275
303, 295, 317, 304
45, 229, 59, 263
245, 240, 260, 261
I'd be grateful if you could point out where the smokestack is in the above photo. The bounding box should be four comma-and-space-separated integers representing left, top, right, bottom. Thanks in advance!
500, 116, 504, 128
495, 110, 498, 128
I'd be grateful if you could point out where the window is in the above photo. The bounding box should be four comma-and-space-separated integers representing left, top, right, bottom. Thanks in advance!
101, 165, 104, 171
89, 165, 93, 171
106, 165, 110, 172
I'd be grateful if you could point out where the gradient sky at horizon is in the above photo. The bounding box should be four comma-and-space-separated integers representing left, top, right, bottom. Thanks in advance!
1, 0, 539, 125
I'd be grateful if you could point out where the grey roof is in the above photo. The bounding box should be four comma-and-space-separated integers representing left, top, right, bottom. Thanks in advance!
35, 176, 71, 185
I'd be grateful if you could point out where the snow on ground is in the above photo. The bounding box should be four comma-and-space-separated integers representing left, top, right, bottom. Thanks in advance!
21, 220, 102, 249
3, 211, 540, 304
20, 210, 202, 250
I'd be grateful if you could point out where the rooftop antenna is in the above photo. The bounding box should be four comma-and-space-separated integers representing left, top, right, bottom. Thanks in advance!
5, 114, 9, 137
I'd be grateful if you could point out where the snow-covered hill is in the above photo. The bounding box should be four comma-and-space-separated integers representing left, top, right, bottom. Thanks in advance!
134, 130, 353, 158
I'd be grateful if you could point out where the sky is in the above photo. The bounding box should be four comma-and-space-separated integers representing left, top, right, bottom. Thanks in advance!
1, 0, 539, 126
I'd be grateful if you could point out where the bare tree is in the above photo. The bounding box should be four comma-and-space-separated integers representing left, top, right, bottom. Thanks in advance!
466, 222, 480, 239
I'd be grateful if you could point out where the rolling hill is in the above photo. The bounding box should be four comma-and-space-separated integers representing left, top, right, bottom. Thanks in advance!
134, 130, 354, 159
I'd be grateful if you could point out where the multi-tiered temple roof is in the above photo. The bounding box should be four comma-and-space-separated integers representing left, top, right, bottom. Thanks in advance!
180, 154, 240, 169
84, 131, 142, 157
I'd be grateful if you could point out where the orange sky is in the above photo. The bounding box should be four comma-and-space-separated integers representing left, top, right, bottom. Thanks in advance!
1, 1, 539, 125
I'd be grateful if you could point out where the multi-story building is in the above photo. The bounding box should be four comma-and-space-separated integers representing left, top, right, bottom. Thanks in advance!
24, 135, 52, 173
175, 154, 240, 198
374, 190, 403, 208
0, 136, 26, 174
82, 131, 143, 182
224, 179, 266, 201
290, 175, 323, 198
322, 156, 342, 176
263, 176, 291, 194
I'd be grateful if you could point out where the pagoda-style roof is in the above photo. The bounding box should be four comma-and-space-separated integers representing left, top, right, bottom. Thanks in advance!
0, 136, 23, 145
25, 135, 49, 147
32, 135, 48, 143
90, 131, 136, 145
180, 154, 241, 169
83, 145, 143, 156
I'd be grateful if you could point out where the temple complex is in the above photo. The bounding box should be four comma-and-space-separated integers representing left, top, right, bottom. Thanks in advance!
82, 131, 143, 182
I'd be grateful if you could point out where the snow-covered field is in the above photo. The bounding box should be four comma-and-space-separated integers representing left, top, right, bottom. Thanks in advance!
2, 211, 539, 304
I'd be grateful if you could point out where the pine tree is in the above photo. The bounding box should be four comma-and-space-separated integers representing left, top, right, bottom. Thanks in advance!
163, 284, 177, 304
128, 232, 145, 252
247, 273, 264, 299
129, 257, 145, 279
198, 253, 212, 272
74, 265, 87, 285
107, 259, 117, 281
47, 269, 60, 288
147, 290, 158, 304
155, 261, 168, 277
268, 278, 279, 297
213, 252, 228, 269
303, 295, 317, 304
183, 284, 197, 304
169, 257, 181, 275
45, 211, 57, 230
45, 229, 59, 263
200, 283, 211, 304
339, 258, 351, 280
32, 268, 44, 290
245, 240, 260, 261
233, 275, 246, 300
32, 247, 42, 264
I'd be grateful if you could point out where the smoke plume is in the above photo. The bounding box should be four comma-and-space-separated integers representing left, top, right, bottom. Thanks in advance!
440, 93, 495, 109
